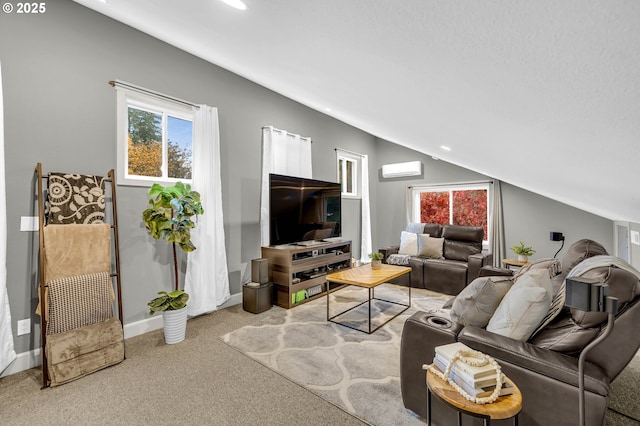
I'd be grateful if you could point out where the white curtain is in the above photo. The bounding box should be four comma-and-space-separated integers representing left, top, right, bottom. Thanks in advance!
260, 126, 312, 246
0, 62, 16, 373
359, 154, 372, 264
490, 180, 506, 267
184, 105, 230, 316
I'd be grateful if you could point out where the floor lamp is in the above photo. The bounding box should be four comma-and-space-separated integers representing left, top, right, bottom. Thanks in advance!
565, 276, 619, 426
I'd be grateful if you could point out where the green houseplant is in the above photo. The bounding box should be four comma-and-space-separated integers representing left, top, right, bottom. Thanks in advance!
369, 252, 384, 269
147, 290, 189, 315
142, 182, 203, 344
511, 241, 535, 262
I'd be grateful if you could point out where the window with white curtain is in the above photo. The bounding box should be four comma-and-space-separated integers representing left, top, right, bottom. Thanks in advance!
116, 89, 195, 186
336, 150, 361, 199
410, 183, 491, 247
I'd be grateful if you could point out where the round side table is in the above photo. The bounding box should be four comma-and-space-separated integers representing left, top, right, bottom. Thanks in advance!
426, 367, 522, 426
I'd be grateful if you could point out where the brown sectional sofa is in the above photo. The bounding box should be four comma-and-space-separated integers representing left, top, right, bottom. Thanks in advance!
379, 223, 493, 295
400, 239, 640, 426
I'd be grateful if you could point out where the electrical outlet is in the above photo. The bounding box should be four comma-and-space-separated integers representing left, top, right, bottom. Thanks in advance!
17, 319, 30, 336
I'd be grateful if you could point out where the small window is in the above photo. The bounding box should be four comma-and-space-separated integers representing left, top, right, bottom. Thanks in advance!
117, 90, 194, 186
336, 150, 361, 199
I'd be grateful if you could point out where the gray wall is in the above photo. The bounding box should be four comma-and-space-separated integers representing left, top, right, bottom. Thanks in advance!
0, 1, 614, 361
373, 138, 614, 259
0, 1, 374, 355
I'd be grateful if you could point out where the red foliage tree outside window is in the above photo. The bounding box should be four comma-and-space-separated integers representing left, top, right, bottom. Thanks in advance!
420, 192, 449, 225
420, 189, 488, 240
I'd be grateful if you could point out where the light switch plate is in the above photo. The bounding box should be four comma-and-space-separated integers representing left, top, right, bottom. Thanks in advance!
17, 319, 30, 336
20, 216, 39, 232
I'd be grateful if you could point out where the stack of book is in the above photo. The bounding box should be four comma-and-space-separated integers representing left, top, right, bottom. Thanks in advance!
432, 342, 514, 399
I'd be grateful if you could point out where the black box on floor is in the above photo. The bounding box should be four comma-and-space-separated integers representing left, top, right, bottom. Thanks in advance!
242, 282, 273, 314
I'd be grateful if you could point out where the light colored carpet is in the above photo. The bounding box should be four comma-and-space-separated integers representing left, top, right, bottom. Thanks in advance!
607, 349, 640, 425
222, 284, 640, 426
222, 284, 451, 425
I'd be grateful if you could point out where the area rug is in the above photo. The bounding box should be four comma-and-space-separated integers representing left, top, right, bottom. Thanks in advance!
221, 284, 451, 425
221, 284, 640, 425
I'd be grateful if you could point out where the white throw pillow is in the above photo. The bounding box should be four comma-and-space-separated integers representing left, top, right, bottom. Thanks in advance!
399, 231, 419, 256
417, 235, 444, 259
486, 269, 553, 341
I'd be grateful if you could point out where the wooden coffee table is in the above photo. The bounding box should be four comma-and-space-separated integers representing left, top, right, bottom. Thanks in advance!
325, 263, 411, 334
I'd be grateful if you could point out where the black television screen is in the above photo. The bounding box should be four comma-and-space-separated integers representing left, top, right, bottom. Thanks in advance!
269, 173, 341, 246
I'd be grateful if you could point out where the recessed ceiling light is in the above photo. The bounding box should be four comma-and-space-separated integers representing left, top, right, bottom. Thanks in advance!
324, 107, 332, 112
440, 145, 451, 152
220, 0, 247, 10
94, 0, 107, 3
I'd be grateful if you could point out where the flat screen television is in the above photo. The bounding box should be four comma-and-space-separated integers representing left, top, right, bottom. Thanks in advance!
269, 173, 341, 246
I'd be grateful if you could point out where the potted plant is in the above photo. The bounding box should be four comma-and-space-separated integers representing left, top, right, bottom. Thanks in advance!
147, 290, 190, 344
369, 252, 384, 269
142, 182, 204, 344
511, 241, 535, 262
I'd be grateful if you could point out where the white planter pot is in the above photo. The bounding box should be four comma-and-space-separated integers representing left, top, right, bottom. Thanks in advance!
517, 254, 528, 262
162, 307, 188, 344
371, 259, 382, 270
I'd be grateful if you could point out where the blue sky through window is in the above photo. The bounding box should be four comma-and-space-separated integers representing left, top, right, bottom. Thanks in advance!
167, 116, 193, 151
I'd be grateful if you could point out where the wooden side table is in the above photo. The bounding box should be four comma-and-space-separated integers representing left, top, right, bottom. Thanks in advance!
502, 258, 529, 270
426, 366, 522, 425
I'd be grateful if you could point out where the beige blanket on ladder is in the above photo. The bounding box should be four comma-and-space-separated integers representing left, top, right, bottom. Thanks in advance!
36, 223, 113, 318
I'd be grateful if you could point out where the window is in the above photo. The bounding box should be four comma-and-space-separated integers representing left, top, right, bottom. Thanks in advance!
411, 183, 490, 245
336, 150, 361, 199
117, 89, 194, 186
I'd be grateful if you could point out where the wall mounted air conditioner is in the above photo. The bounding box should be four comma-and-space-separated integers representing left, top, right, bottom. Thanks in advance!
381, 161, 422, 178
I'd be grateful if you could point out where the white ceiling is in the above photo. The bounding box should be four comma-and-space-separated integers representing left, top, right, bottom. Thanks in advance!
74, 0, 640, 223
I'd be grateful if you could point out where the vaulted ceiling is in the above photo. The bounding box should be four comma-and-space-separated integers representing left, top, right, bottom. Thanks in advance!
74, 0, 640, 223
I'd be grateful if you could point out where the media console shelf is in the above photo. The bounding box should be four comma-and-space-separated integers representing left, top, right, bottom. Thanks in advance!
262, 240, 352, 309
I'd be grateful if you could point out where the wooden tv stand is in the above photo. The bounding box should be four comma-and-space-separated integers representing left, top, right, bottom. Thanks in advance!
261, 240, 352, 309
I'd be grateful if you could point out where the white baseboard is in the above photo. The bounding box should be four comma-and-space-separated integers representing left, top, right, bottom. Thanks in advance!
1, 292, 242, 378
1, 348, 41, 378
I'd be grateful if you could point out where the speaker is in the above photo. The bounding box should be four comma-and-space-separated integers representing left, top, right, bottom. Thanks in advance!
251, 258, 269, 284
565, 276, 607, 311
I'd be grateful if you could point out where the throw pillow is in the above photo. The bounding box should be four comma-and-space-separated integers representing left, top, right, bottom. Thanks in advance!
513, 258, 561, 280
486, 269, 553, 341
399, 231, 419, 256
406, 223, 426, 234
450, 276, 514, 327
417, 235, 445, 259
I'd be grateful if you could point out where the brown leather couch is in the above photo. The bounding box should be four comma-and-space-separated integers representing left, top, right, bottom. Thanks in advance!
379, 223, 493, 295
400, 239, 640, 426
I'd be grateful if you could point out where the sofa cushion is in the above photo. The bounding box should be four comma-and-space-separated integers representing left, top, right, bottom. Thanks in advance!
442, 225, 483, 261
399, 231, 419, 255
443, 239, 482, 262
422, 223, 443, 238
450, 275, 514, 327
514, 258, 564, 338
487, 269, 553, 341
423, 259, 468, 295
417, 235, 444, 259
563, 239, 609, 273
514, 258, 561, 281
442, 224, 484, 242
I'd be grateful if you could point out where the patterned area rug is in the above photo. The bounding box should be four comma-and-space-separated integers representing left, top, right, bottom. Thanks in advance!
221, 284, 451, 425
221, 284, 640, 425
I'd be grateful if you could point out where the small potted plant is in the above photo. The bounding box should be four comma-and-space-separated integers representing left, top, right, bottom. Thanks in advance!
511, 241, 535, 262
142, 182, 203, 344
369, 252, 384, 269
